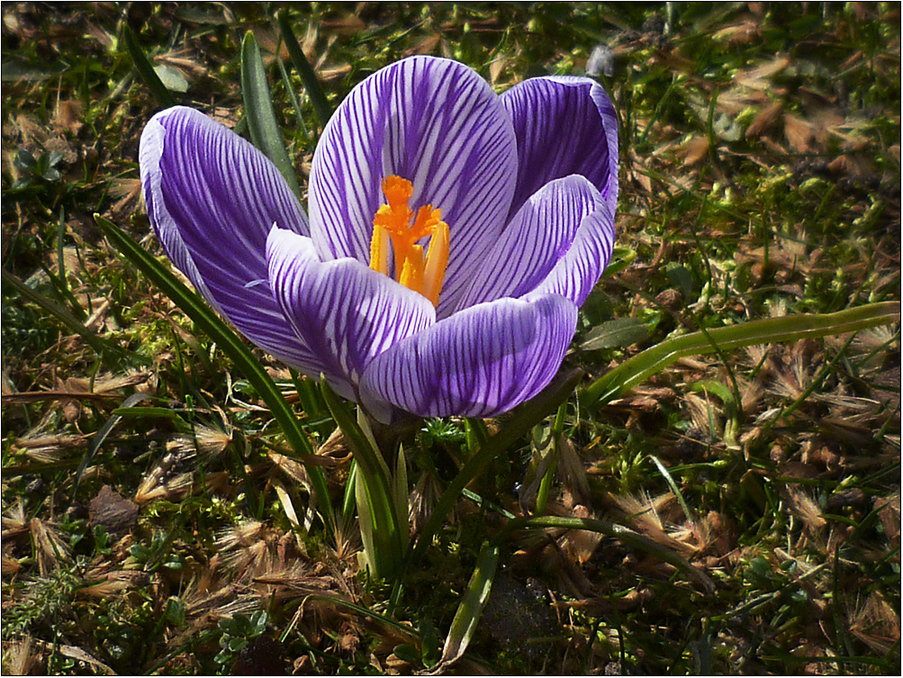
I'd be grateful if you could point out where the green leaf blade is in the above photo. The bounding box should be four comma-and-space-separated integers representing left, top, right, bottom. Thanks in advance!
277, 12, 334, 128
584, 302, 901, 409
240, 32, 303, 201
93, 214, 334, 527
581, 317, 650, 350
431, 543, 499, 673
123, 24, 177, 109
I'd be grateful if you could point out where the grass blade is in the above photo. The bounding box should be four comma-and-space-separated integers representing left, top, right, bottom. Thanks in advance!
276, 56, 310, 141
411, 368, 584, 564
93, 214, 334, 528
320, 381, 405, 579
75, 392, 152, 490
240, 31, 303, 201
581, 317, 649, 351
495, 515, 715, 592
535, 401, 569, 515
2, 268, 130, 363
393, 443, 409, 540
55, 208, 86, 321
649, 454, 695, 526
277, 11, 333, 128
430, 543, 499, 673
584, 302, 901, 409
305, 595, 419, 638
122, 24, 176, 109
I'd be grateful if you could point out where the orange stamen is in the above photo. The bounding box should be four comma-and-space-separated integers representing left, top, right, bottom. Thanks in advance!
368, 175, 450, 308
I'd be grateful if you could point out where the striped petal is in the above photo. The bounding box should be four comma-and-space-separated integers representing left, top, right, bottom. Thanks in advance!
266, 227, 436, 402
453, 175, 609, 310
308, 55, 518, 318
139, 106, 322, 372
501, 76, 619, 218
531, 196, 615, 307
359, 293, 578, 422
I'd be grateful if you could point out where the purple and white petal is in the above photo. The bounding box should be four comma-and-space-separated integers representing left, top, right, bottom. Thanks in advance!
359, 293, 578, 422
267, 227, 436, 402
501, 76, 619, 218
453, 175, 603, 310
308, 55, 519, 318
531, 196, 615, 308
139, 106, 321, 371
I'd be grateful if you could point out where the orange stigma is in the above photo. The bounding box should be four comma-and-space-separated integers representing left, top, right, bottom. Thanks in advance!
369, 175, 449, 308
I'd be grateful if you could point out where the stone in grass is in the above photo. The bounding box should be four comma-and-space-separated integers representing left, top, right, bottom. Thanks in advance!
480, 572, 558, 662
88, 485, 138, 537
231, 635, 287, 675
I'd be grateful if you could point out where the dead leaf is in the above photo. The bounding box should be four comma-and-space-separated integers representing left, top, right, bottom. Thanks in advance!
712, 19, 761, 45
320, 15, 366, 34
784, 114, 814, 152
406, 34, 440, 56
746, 101, 783, 139
734, 56, 791, 89
53, 99, 84, 135
489, 58, 506, 84
58, 644, 116, 675
683, 135, 710, 165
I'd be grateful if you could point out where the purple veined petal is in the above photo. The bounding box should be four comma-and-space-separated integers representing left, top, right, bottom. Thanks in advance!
308, 55, 519, 318
531, 194, 616, 308
501, 76, 619, 218
139, 106, 323, 373
453, 175, 603, 311
267, 227, 437, 402
359, 293, 578, 422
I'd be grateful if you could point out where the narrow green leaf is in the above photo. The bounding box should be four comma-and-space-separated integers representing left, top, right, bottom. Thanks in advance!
412, 368, 583, 564
320, 381, 405, 578
76, 392, 153, 490
494, 515, 715, 592
602, 246, 637, 278
581, 317, 650, 350
354, 471, 379, 574
431, 543, 499, 673
2, 268, 129, 363
464, 417, 489, 457
240, 32, 303, 200
536, 401, 569, 514
648, 455, 695, 526
394, 443, 409, 543
319, 384, 392, 507
56, 207, 87, 322
277, 11, 333, 128
122, 24, 176, 108
584, 302, 901, 409
93, 214, 334, 527
342, 461, 359, 524
276, 56, 310, 141
688, 379, 736, 409
153, 64, 189, 93
111, 406, 190, 423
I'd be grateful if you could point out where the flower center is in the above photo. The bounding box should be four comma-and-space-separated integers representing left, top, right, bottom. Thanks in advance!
369, 175, 450, 308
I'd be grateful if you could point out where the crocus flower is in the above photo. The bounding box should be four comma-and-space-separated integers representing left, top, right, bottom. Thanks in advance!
139, 56, 618, 423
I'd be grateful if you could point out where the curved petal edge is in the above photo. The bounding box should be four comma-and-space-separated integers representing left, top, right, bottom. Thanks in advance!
455, 175, 605, 310
139, 106, 320, 372
308, 56, 519, 319
359, 293, 578, 422
502, 76, 619, 218
267, 227, 437, 403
